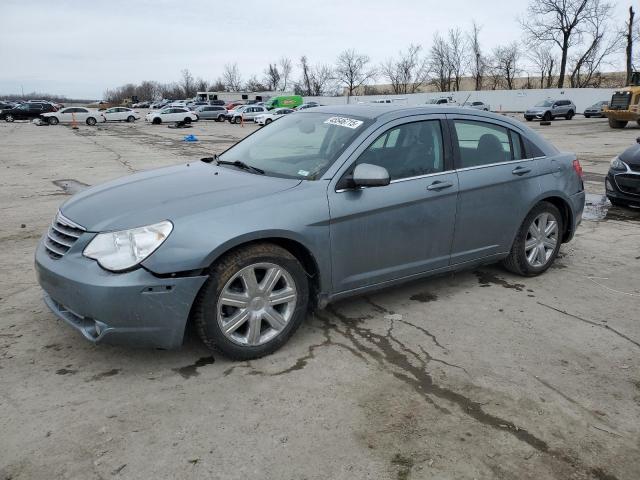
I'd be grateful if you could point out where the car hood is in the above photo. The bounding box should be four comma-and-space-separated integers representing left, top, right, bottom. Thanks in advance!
619, 143, 640, 167
60, 161, 301, 232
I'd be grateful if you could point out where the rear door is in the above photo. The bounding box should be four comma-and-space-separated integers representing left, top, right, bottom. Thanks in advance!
328, 115, 459, 292
448, 114, 542, 264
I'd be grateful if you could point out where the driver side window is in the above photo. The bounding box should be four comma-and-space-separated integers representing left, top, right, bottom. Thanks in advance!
356, 120, 444, 181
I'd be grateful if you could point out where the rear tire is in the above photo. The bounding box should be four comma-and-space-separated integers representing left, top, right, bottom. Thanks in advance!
265, 118, 272, 125
194, 243, 309, 360
502, 201, 563, 277
609, 118, 627, 129
525, 117, 533, 122
5, 114, 14, 122
48, 116, 59, 125
216, 115, 224, 122
565, 110, 574, 120
86, 117, 97, 126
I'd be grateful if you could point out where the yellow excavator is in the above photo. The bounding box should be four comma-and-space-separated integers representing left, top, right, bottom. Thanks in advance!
604, 72, 640, 129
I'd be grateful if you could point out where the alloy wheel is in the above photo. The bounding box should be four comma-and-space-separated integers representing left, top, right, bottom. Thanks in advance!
217, 262, 297, 346
525, 212, 558, 267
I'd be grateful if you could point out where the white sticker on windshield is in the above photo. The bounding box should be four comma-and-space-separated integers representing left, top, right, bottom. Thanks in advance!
298, 169, 310, 176
324, 116, 363, 129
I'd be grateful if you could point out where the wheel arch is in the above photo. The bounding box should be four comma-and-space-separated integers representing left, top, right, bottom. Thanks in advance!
203, 233, 324, 306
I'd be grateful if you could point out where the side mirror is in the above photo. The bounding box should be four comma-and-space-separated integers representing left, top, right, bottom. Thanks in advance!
353, 163, 390, 187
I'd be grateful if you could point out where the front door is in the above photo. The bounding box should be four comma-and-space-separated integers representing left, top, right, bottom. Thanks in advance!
328, 116, 458, 293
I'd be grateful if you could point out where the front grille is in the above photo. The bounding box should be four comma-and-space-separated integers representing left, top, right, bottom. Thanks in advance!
609, 92, 631, 110
45, 212, 85, 259
615, 174, 640, 196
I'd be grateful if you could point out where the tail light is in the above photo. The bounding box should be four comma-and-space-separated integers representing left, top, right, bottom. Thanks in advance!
572, 159, 583, 178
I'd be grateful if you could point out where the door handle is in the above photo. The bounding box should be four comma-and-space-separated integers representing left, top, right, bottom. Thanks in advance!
427, 181, 453, 191
512, 166, 531, 176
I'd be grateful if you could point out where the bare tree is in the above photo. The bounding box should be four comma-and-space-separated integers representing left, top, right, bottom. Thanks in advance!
194, 78, 208, 93
447, 28, 467, 91
468, 22, 486, 90
180, 69, 195, 97
491, 42, 521, 89
297, 57, 334, 96
222, 63, 243, 91
279, 57, 293, 91
334, 49, 377, 100
209, 78, 226, 92
520, 0, 614, 88
625, 6, 636, 85
245, 75, 267, 92
264, 63, 281, 91
380, 44, 429, 94
428, 34, 453, 92
299, 56, 313, 95
569, 7, 622, 87
528, 45, 556, 88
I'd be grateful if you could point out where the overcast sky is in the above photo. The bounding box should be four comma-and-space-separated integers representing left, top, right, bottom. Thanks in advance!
0, 0, 630, 98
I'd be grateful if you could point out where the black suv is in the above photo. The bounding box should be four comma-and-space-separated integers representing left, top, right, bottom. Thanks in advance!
0, 102, 57, 122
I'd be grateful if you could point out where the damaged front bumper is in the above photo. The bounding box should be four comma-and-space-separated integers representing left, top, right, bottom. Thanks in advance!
35, 237, 208, 349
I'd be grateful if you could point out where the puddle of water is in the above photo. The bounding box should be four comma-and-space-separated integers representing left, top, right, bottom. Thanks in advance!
52, 179, 90, 195
583, 193, 640, 222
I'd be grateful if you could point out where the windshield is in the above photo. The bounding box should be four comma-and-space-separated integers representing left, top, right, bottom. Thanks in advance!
535, 100, 554, 107
219, 112, 372, 180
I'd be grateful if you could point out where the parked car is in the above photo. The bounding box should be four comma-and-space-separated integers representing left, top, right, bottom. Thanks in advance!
524, 99, 576, 121
426, 97, 458, 106
583, 101, 609, 118
227, 105, 268, 124
102, 107, 141, 122
0, 102, 57, 122
296, 102, 319, 111
209, 99, 226, 106
464, 101, 490, 111
195, 105, 227, 121
132, 101, 151, 108
255, 107, 294, 125
42, 107, 107, 125
145, 107, 198, 124
187, 101, 208, 111
151, 101, 170, 109
225, 101, 244, 110
606, 139, 640, 208
265, 95, 303, 110
35, 106, 585, 360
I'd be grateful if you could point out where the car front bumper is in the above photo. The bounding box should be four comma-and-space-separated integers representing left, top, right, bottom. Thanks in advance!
606, 170, 640, 205
35, 237, 208, 349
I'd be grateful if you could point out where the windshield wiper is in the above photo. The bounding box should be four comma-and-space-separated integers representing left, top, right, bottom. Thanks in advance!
215, 158, 265, 175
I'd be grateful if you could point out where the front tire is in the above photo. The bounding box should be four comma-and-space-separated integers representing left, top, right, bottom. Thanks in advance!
502, 201, 563, 277
608, 197, 629, 208
48, 116, 59, 125
194, 243, 309, 360
584, 114, 591, 119
152, 117, 161, 125
127, 115, 135, 122
265, 118, 272, 125
183, 117, 192, 124
609, 118, 627, 129
542, 112, 552, 122
86, 117, 97, 126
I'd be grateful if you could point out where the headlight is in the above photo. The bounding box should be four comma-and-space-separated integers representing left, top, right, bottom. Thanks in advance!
83, 220, 173, 272
610, 157, 627, 171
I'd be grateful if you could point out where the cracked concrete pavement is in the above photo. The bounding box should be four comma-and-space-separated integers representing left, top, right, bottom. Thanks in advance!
1, 115, 639, 479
